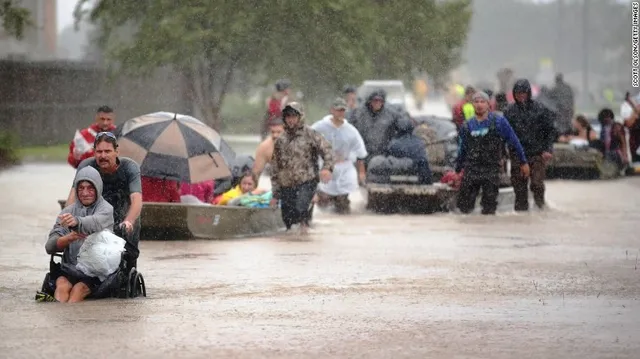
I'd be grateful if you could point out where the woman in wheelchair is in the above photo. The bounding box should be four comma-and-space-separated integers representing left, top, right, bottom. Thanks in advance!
37, 166, 114, 303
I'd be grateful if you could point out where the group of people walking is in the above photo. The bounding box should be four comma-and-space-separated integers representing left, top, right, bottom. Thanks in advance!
455, 79, 556, 214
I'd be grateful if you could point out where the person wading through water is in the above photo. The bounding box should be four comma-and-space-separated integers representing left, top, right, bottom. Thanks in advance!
269, 103, 334, 234
252, 118, 285, 178
456, 92, 530, 215
504, 79, 557, 211
311, 98, 367, 214
65, 132, 142, 266
67, 106, 117, 169
262, 79, 292, 139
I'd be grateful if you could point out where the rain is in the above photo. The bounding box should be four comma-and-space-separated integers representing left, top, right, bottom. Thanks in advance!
1, 0, 639, 358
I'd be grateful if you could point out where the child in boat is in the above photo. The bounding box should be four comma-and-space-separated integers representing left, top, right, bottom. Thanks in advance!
180, 180, 215, 203
214, 172, 268, 205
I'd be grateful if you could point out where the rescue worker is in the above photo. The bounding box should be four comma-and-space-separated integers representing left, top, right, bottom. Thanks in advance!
452, 86, 476, 130
342, 85, 358, 116
269, 103, 334, 234
311, 98, 367, 214
348, 89, 407, 167
67, 106, 117, 168
504, 79, 557, 211
456, 92, 530, 215
549, 73, 575, 136
262, 79, 291, 139
413, 78, 428, 110
65, 133, 142, 266
252, 118, 285, 178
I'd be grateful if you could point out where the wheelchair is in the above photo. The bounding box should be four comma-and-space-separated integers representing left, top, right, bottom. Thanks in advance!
41, 250, 146, 299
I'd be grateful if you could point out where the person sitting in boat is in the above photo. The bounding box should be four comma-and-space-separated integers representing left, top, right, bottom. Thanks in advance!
37, 166, 114, 303
593, 108, 627, 169
385, 118, 433, 184
141, 176, 181, 203
215, 172, 266, 205
557, 115, 598, 147
229, 190, 273, 208
180, 180, 215, 203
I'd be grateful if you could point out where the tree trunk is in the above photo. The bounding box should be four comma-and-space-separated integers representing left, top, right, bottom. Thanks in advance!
183, 55, 240, 133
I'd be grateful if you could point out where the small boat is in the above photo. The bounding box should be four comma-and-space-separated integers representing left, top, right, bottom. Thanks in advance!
547, 143, 620, 180
58, 200, 284, 240
366, 182, 455, 213
365, 181, 521, 214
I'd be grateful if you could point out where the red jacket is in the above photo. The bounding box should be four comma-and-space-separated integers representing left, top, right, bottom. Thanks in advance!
452, 100, 466, 129
141, 177, 181, 203
67, 123, 117, 168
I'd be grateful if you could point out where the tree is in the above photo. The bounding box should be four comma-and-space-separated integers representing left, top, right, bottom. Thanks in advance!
0, 0, 32, 39
76, 0, 471, 131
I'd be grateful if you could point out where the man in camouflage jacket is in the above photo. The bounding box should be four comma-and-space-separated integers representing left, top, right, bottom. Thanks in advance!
270, 102, 334, 234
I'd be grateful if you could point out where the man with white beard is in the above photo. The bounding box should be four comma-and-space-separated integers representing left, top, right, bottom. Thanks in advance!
311, 98, 367, 214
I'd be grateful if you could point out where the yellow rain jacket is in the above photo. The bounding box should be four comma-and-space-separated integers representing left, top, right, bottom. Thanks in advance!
216, 185, 243, 205
462, 102, 475, 121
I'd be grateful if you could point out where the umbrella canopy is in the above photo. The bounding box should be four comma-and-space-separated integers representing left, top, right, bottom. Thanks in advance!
117, 112, 236, 183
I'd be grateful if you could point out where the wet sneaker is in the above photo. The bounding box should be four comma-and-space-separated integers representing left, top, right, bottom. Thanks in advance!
35, 291, 57, 302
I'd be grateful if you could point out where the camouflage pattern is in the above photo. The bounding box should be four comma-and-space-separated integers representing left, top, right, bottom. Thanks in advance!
414, 123, 446, 165
271, 125, 334, 197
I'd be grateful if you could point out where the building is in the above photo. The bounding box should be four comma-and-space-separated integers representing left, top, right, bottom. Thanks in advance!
0, 0, 57, 60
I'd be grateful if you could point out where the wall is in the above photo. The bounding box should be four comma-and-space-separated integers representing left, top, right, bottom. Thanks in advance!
0, 60, 190, 146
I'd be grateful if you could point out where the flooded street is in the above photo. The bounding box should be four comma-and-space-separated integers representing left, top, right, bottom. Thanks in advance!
1, 162, 639, 358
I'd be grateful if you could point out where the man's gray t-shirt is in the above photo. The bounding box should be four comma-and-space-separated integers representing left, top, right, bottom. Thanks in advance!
74, 157, 141, 225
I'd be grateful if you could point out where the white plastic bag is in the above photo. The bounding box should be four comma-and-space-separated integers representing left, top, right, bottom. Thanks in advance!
76, 230, 126, 281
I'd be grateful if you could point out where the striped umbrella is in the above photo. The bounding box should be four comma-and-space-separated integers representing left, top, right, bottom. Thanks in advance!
117, 112, 236, 183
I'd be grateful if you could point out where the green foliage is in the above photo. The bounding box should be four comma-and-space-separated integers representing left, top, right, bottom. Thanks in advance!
0, 130, 20, 167
0, 0, 32, 39
77, 0, 471, 129
219, 93, 327, 134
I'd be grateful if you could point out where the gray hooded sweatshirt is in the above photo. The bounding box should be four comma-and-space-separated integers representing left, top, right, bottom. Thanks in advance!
45, 166, 114, 266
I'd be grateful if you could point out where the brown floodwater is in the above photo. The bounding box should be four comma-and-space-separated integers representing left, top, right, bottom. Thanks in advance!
1, 162, 639, 358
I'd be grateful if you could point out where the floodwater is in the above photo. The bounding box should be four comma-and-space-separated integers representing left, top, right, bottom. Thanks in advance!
2, 161, 640, 357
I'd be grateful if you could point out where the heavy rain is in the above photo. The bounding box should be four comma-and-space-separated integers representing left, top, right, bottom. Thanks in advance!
1, 0, 639, 358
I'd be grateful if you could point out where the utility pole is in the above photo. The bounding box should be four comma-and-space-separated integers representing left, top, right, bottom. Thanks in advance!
581, 0, 590, 108
556, 0, 564, 74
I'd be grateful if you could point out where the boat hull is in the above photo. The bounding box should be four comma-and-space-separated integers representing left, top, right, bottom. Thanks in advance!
365, 183, 521, 214
58, 200, 284, 240
547, 143, 620, 180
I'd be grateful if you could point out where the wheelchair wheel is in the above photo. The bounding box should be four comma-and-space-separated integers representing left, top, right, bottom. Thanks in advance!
116, 270, 129, 299
134, 272, 146, 298
126, 268, 137, 298
41, 273, 54, 295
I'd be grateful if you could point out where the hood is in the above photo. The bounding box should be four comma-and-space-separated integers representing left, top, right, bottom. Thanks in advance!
366, 89, 387, 103
282, 102, 305, 133
366, 89, 387, 113
74, 166, 104, 203
395, 117, 415, 136
512, 79, 532, 103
